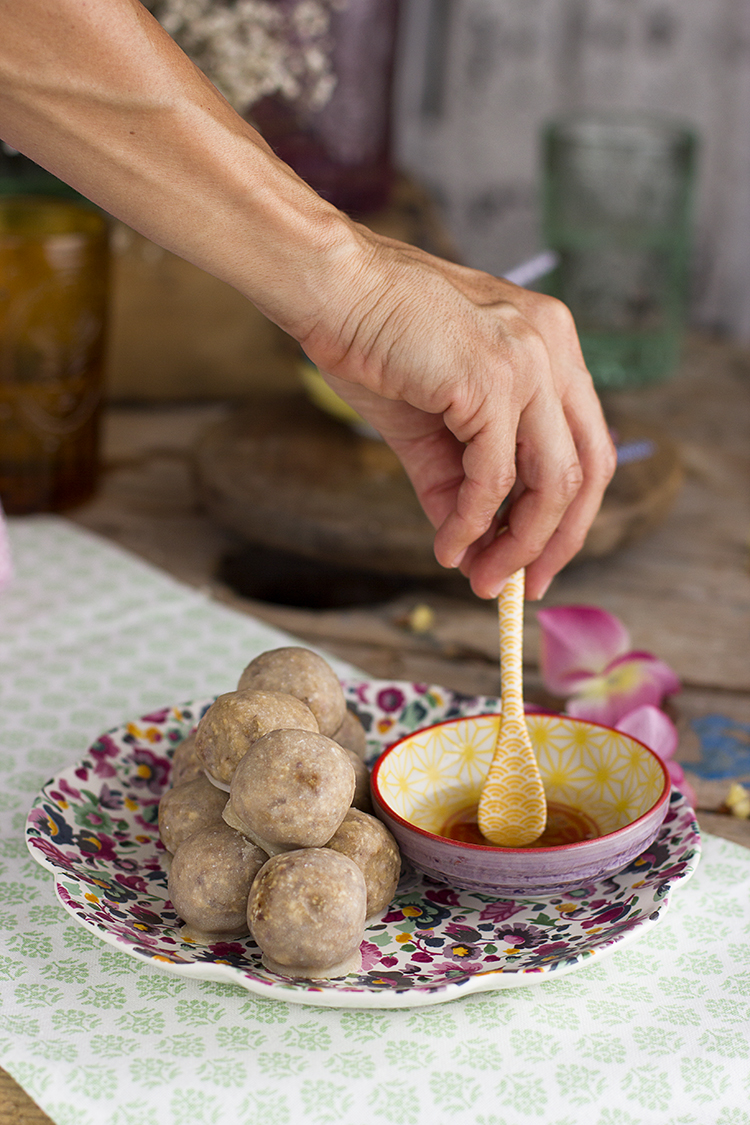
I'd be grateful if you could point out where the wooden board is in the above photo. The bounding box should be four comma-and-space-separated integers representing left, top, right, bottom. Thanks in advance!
194, 395, 684, 577
582, 409, 684, 559
195, 395, 440, 577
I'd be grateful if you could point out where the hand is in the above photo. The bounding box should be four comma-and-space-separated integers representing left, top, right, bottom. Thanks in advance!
300, 227, 616, 600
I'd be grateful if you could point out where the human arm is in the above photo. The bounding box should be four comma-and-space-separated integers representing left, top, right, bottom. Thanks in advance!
0, 0, 616, 598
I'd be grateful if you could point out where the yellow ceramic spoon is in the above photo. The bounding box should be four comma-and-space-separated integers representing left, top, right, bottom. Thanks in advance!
477, 568, 547, 847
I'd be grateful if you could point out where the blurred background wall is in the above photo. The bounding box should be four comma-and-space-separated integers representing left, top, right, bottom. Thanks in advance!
393, 0, 750, 341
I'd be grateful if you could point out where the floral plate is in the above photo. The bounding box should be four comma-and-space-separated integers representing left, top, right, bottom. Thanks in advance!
25, 680, 701, 1009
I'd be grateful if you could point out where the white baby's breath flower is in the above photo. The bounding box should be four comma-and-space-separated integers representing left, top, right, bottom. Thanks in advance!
148, 0, 348, 113
292, 1, 330, 39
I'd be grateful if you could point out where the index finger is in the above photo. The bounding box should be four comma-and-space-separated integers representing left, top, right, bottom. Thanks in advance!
462, 387, 584, 598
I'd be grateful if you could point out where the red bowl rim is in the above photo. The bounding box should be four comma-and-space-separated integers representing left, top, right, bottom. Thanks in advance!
370, 712, 672, 855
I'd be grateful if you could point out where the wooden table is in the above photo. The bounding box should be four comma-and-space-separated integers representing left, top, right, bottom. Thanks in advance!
3, 334, 749, 1122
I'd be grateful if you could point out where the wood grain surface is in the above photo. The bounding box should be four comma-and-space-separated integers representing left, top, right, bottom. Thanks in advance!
0, 1070, 53, 1124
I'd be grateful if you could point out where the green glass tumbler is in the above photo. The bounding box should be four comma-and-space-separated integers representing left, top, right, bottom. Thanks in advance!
0, 196, 109, 513
542, 112, 698, 389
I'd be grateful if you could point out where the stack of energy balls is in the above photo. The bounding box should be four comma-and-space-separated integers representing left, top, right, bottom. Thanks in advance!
158, 647, 401, 979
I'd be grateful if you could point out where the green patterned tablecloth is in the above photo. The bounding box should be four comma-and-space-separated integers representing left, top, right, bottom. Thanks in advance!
1, 517, 749, 1125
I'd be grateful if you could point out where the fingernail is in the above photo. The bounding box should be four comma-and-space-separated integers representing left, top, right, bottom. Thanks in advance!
534, 577, 553, 601
488, 578, 509, 599
450, 548, 467, 569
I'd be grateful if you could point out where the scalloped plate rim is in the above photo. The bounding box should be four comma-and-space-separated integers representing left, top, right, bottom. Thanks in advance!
38, 869, 681, 1008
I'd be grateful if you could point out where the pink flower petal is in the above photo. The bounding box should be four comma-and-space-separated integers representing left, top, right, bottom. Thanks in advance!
537, 605, 631, 695
615, 705, 679, 761
609, 652, 681, 698
565, 654, 680, 727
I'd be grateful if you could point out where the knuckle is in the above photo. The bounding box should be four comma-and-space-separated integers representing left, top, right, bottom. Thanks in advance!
535, 293, 577, 337
494, 466, 518, 499
601, 436, 618, 482
494, 302, 544, 350
502, 329, 549, 386
523, 539, 550, 564
518, 527, 555, 564
557, 458, 585, 502
514, 315, 547, 351
457, 471, 516, 530
586, 430, 618, 488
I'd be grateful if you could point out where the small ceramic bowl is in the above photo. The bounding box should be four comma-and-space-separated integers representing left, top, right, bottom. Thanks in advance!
371, 712, 671, 895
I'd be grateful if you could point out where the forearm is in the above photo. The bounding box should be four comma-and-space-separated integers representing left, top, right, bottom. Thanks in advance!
0, 0, 355, 336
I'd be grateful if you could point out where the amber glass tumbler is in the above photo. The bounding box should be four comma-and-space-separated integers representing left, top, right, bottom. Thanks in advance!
0, 196, 109, 513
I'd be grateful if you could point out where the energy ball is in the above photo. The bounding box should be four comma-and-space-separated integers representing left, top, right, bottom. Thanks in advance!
169, 729, 203, 789
195, 689, 318, 786
226, 728, 356, 853
346, 750, 373, 815
248, 848, 366, 978
325, 809, 401, 919
333, 708, 368, 761
237, 647, 345, 737
158, 773, 228, 854
168, 823, 267, 944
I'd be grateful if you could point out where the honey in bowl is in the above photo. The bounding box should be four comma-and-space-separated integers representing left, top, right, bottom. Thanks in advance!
441, 801, 600, 848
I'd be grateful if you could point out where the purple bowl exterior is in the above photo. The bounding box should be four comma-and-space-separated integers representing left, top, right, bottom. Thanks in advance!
374, 798, 669, 895
370, 713, 672, 897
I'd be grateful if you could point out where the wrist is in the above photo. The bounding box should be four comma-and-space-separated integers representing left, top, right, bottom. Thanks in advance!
215, 150, 364, 347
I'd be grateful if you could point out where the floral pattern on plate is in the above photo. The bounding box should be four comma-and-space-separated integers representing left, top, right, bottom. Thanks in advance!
25, 680, 701, 1009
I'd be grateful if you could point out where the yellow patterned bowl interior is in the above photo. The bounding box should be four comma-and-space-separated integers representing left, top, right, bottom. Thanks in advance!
377, 713, 667, 841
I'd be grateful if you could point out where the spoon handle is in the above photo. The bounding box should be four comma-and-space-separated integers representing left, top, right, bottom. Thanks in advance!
499, 569, 525, 722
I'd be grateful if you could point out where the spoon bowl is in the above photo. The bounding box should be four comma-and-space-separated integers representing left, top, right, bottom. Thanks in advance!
371, 712, 671, 895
